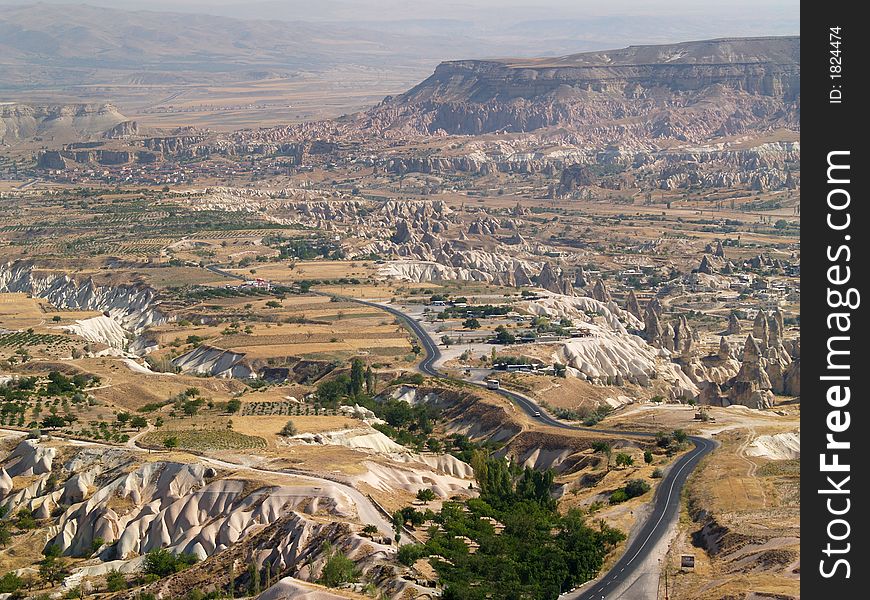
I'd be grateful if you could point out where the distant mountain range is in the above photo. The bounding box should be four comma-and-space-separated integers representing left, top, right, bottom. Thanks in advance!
0, 2, 799, 92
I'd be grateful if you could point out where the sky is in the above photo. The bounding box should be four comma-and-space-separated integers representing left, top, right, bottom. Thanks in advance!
0, 0, 800, 25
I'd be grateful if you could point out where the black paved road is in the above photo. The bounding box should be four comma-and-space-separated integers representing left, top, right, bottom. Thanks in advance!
359, 298, 716, 599
197, 268, 715, 599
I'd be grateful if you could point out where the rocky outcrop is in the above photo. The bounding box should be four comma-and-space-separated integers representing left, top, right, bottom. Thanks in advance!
726, 312, 741, 335
727, 335, 774, 408
698, 255, 716, 275
753, 311, 770, 348
644, 298, 664, 346
368, 37, 799, 140
1, 102, 128, 143
625, 289, 642, 319
591, 279, 611, 303
103, 120, 139, 139
673, 315, 695, 357
0, 261, 167, 352
554, 164, 593, 197
537, 263, 574, 295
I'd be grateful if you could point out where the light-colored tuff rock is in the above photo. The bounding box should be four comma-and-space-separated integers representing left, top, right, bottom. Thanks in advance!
517, 294, 696, 397
0, 261, 168, 354
698, 255, 715, 274
172, 345, 254, 378
726, 335, 774, 408
537, 263, 574, 295
644, 300, 664, 345
726, 312, 741, 335
591, 279, 612, 303
2, 439, 56, 478
673, 315, 695, 357
625, 289, 642, 319
367, 37, 799, 142
753, 311, 770, 348
1, 102, 128, 143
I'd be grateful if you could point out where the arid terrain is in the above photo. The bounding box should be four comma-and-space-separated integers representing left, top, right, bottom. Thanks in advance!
0, 25, 799, 600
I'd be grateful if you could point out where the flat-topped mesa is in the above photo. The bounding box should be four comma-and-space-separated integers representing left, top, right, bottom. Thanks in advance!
372, 36, 799, 137
1, 102, 129, 144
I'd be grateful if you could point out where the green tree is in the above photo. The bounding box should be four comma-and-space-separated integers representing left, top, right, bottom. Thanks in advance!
105, 570, 127, 592
494, 325, 515, 344
226, 399, 242, 414
0, 572, 22, 594
248, 562, 261, 595
350, 358, 365, 397
163, 436, 179, 449
39, 552, 70, 586
131, 416, 148, 430
144, 548, 198, 577
397, 544, 427, 566
15, 507, 38, 530
643, 450, 654, 464
319, 545, 359, 588
365, 366, 375, 395
416, 488, 436, 502
615, 453, 634, 468
41, 415, 66, 429
591, 441, 613, 471
0, 525, 11, 548
463, 318, 481, 329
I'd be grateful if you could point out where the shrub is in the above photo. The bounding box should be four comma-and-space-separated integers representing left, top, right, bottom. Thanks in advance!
279, 420, 297, 436
106, 569, 127, 592
416, 488, 437, 502
609, 489, 629, 504
319, 545, 359, 588
651, 468, 663, 478
144, 548, 199, 577
625, 479, 651, 498
0, 572, 22, 593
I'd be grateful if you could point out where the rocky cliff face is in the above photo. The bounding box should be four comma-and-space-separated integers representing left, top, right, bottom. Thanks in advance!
369, 37, 799, 141
0, 102, 128, 143
0, 261, 167, 353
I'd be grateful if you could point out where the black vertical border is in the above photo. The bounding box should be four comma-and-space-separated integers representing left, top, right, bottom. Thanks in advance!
802, 6, 863, 598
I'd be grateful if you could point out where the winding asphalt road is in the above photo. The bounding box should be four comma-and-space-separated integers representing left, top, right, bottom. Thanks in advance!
360, 298, 716, 599
200, 265, 716, 597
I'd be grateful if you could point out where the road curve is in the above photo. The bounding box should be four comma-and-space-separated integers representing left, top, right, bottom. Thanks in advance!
355, 297, 716, 599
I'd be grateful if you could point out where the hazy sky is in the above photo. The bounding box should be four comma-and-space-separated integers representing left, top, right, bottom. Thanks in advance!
0, 0, 800, 24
